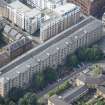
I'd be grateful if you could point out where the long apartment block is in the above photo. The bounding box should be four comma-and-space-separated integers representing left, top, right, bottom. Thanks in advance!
0, 16, 103, 96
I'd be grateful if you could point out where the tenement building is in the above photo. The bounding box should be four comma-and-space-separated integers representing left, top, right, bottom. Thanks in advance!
0, 16, 103, 96
68, 0, 105, 17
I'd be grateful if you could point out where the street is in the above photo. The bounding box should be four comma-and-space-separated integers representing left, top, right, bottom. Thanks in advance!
37, 63, 92, 98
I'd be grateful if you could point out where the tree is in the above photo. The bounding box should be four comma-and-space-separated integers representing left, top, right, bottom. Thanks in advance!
8, 87, 25, 102
18, 98, 28, 105
85, 47, 103, 61
76, 48, 86, 61
0, 96, 5, 105
56, 65, 63, 78
48, 81, 71, 97
32, 72, 45, 90
28, 93, 37, 105
96, 100, 105, 105
2, 97, 10, 105
91, 64, 103, 76
66, 54, 79, 68
18, 92, 38, 105
9, 101, 16, 105
43, 68, 57, 84
76, 47, 104, 62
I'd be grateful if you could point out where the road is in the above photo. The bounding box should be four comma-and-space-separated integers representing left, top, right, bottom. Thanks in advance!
38, 71, 77, 97
37, 63, 92, 98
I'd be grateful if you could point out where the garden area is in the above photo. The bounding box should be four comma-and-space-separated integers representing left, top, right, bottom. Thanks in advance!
65, 46, 104, 69
86, 96, 105, 105
74, 96, 105, 105
48, 80, 71, 97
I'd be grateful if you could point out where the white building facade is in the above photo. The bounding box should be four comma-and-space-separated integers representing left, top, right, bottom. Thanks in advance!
26, 0, 66, 10
7, 1, 41, 34
40, 3, 80, 42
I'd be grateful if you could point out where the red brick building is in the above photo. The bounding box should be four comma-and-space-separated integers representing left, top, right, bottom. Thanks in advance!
68, 0, 105, 17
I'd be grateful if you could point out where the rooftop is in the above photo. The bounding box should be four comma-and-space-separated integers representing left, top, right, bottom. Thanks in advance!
3, 24, 24, 41
77, 72, 105, 85
25, 8, 41, 17
53, 3, 79, 16
49, 86, 88, 105
49, 95, 68, 105
5, 37, 32, 52
97, 85, 105, 94
8, 0, 31, 13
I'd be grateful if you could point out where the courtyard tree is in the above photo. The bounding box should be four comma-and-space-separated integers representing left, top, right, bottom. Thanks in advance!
76, 48, 86, 61
32, 72, 45, 90
43, 67, 57, 83
66, 54, 79, 68
91, 64, 103, 76
8, 87, 25, 102
9, 101, 16, 105
18, 92, 38, 105
76, 47, 104, 62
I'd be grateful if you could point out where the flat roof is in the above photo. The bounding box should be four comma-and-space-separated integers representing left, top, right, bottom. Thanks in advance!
9, 1, 41, 17
64, 86, 88, 103
25, 8, 41, 17
49, 95, 68, 105
77, 72, 105, 85
9, 1, 31, 13
53, 3, 79, 15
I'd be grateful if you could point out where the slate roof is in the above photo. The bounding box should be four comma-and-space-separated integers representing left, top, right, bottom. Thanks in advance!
3, 24, 24, 41
49, 95, 68, 105
5, 37, 32, 52
77, 72, 105, 85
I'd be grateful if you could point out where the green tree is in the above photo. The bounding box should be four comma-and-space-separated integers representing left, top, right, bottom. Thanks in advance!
43, 68, 57, 84
18, 98, 28, 105
18, 92, 38, 105
8, 87, 25, 102
48, 81, 71, 97
3, 97, 10, 105
32, 72, 45, 90
86, 47, 103, 61
96, 100, 105, 105
91, 64, 103, 76
0, 96, 5, 105
76, 48, 86, 61
66, 54, 79, 68
76, 47, 104, 62
9, 101, 16, 105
